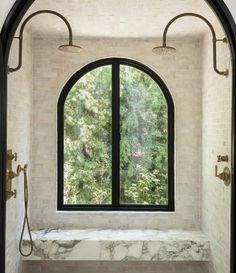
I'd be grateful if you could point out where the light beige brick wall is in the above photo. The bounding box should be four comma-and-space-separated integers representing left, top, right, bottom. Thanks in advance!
6, 31, 232, 273
6, 30, 33, 273
30, 36, 202, 230
201, 22, 232, 273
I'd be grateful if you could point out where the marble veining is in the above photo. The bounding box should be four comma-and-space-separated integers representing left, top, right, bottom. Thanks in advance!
22, 229, 210, 261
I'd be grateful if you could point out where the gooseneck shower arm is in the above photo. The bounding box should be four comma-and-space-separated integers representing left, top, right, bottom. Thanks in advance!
8, 10, 76, 73
162, 13, 229, 76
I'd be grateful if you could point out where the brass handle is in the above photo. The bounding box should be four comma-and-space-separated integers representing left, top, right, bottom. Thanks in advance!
6, 164, 28, 181
215, 165, 231, 186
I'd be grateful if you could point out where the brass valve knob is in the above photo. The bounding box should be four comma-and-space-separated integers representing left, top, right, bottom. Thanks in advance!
7, 152, 17, 161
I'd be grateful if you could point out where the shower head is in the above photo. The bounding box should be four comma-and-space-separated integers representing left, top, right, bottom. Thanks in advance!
154, 13, 229, 76
58, 44, 83, 53
152, 45, 176, 55
7, 10, 83, 73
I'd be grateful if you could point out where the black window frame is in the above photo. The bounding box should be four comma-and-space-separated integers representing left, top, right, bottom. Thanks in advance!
57, 58, 175, 211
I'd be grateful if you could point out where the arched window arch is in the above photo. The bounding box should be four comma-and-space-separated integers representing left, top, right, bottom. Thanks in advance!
58, 58, 174, 211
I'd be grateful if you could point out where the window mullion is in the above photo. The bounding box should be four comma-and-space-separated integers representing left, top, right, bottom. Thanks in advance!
112, 61, 120, 208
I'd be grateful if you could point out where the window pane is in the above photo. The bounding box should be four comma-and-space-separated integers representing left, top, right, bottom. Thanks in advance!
120, 65, 168, 205
64, 65, 112, 205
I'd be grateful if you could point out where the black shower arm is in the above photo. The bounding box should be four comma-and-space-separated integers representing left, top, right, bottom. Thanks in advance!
162, 13, 229, 76
8, 10, 73, 73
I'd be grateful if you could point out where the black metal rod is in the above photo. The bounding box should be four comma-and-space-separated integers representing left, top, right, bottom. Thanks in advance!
112, 61, 120, 207
8, 10, 73, 73
162, 12, 229, 76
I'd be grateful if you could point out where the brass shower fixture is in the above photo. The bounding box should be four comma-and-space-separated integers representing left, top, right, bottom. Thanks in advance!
8, 10, 82, 73
152, 13, 229, 77
6, 150, 33, 256
6, 150, 29, 200
215, 154, 231, 186
215, 165, 231, 186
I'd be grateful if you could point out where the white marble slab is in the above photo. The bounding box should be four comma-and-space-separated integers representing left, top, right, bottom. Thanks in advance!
22, 229, 210, 261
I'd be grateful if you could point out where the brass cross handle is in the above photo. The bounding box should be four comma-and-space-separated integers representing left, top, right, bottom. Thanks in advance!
215, 165, 231, 186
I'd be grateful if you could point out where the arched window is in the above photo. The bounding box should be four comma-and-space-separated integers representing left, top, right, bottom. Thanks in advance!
58, 58, 174, 211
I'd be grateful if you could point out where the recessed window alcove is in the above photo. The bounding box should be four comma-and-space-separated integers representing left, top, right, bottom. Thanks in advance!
57, 58, 174, 211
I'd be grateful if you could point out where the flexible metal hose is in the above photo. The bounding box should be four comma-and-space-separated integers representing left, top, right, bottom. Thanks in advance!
19, 164, 33, 257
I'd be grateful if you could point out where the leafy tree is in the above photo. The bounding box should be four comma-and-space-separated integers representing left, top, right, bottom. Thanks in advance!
63, 64, 168, 205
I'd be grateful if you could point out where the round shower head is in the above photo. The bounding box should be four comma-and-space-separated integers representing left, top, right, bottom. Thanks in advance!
58, 44, 83, 53
152, 45, 176, 55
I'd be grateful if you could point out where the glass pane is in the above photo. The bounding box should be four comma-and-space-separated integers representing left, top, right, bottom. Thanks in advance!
120, 65, 168, 205
64, 65, 112, 205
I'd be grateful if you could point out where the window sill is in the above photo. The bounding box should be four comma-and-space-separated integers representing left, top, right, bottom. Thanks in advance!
56, 210, 176, 214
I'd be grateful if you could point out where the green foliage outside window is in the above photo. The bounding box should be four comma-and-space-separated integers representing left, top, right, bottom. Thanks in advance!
63, 64, 168, 205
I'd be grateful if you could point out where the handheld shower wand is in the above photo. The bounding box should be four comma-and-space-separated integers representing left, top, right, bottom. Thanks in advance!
18, 164, 33, 257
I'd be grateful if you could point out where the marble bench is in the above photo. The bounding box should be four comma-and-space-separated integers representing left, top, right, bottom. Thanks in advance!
22, 229, 210, 261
